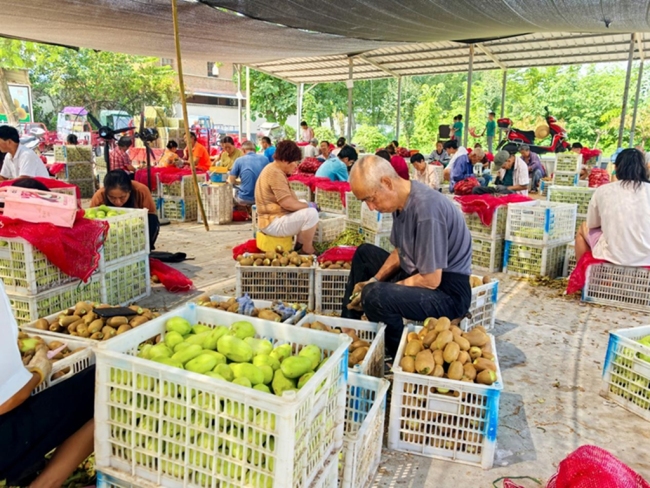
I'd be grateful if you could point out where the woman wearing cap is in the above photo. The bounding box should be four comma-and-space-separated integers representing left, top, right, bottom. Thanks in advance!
575, 148, 650, 266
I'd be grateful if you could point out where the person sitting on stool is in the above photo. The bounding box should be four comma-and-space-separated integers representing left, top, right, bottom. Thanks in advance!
228, 140, 269, 207
341, 155, 473, 358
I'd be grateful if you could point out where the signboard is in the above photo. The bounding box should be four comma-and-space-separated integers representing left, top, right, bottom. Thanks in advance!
0, 84, 33, 123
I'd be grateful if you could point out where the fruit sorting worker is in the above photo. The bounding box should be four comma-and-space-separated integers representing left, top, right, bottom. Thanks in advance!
90, 170, 160, 250
0, 281, 95, 487
254, 140, 319, 255
0, 125, 50, 181
342, 154, 473, 357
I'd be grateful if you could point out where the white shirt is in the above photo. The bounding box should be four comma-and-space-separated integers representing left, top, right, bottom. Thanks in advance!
303, 145, 319, 158
0, 281, 34, 406
413, 164, 440, 190
0, 145, 50, 180
498, 156, 529, 196
587, 181, 650, 266
445, 146, 467, 173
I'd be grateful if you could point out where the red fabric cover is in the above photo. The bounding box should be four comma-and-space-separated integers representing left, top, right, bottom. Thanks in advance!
455, 194, 533, 226
397, 147, 410, 158
0, 177, 81, 202
298, 157, 322, 174
288, 174, 331, 193
48, 163, 66, 175
232, 210, 249, 221
232, 239, 261, 260
453, 177, 480, 195
317, 246, 357, 263
0, 210, 107, 281
312, 180, 351, 206
588, 168, 610, 188
547, 445, 650, 488
149, 258, 194, 293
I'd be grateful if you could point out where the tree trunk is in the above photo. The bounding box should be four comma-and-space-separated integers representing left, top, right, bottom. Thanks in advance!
0, 68, 18, 125
329, 115, 335, 133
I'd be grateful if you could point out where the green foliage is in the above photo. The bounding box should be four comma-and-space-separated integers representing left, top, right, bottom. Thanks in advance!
245, 70, 296, 125
353, 125, 387, 153
313, 126, 335, 143
283, 124, 296, 140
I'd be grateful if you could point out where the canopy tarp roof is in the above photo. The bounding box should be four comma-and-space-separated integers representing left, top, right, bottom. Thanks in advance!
1, 1, 648, 84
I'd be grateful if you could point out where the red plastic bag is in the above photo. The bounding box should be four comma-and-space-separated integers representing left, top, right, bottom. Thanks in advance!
318, 246, 357, 263
232, 239, 261, 260
149, 258, 193, 292
588, 168, 609, 188
453, 177, 480, 195
455, 194, 533, 226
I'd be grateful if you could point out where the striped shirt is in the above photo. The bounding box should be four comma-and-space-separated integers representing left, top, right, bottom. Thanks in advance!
254, 163, 297, 229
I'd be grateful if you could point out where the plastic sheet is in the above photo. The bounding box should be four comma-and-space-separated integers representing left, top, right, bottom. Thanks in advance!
0, 210, 107, 282
455, 194, 533, 226
149, 257, 194, 292
317, 246, 357, 263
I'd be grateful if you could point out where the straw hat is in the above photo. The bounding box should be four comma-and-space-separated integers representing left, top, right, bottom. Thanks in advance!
535, 124, 550, 139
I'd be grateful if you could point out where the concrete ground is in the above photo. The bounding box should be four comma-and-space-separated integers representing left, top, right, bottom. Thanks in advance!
142, 220, 650, 487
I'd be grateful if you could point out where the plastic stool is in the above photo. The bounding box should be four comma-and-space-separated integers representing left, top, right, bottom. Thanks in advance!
256, 232, 293, 253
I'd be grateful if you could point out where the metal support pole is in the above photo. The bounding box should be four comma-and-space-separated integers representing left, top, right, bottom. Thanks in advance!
237, 64, 243, 140
296, 83, 304, 140
246, 66, 251, 142
499, 69, 507, 143
347, 58, 353, 142
618, 35, 635, 148
630, 59, 644, 147
464, 44, 474, 146
396, 77, 402, 142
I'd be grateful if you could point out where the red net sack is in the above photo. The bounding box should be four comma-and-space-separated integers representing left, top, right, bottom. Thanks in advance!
312, 180, 351, 206
232, 239, 261, 260
455, 194, 533, 226
149, 258, 194, 293
297, 157, 323, 174
580, 147, 602, 163
0, 210, 107, 281
318, 246, 357, 263
588, 168, 610, 188
232, 210, 249, 222
453, 177, 480, 195
547, 445, 650, 488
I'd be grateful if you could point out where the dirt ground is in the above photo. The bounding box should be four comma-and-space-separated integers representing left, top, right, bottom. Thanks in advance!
143, 220, 650, 487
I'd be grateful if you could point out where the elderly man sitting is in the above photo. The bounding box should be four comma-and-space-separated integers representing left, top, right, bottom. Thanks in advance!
228, 140, 269, 206
519, 144, 545, 193
303, 138, 319, 158
341, 155, 473, 357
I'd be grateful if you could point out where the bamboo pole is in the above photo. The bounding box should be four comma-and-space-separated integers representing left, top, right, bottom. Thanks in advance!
171, 0, 209, 230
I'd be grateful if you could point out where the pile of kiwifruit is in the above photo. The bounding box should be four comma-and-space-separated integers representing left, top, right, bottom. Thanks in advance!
17, 331, 77, 380
237, 247, 314, 268
319, 260, 352, 270
302, 320, 369, 367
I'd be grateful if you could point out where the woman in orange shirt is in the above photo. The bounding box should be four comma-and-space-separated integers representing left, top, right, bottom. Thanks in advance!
184, 132, 211, 171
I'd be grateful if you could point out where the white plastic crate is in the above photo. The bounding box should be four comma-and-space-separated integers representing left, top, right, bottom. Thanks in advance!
315, 213, 346, 244
64, 162, 95, 180
158, 174, 201, 199
236, 262, 315, 310
540, 179, 551, 196
563, 241, 576, 278
315, 188, 345, 214
506, 200, 576, 245
547, 186, 595, 215
54, 144, 93, 163
290, 181, 312, 202
297, 314, 386, 378
159, 197, 198, 222
554, 153, 582, 173
340, 374, 390, 488
552, 172, 579, 187
388, 325, 502, 469
357, 227, 394, 253
503, 241, 567, 278
0, 237, 80, 294
462, 280, 499, 332
471, 237, 504, 273
197, 184, 233, 225
102, 255, 151, 306
582, 263, 650, 312
8, 274, 104, 325
315, 268, 350, 315
94, 304, 349, 488
462, 205, 508, 240
97, 207, 150, 267
360, 204, 393, 233
74, 178, 97, 199
345, 192, 362, 223
601, 325, 650, 421
206, 295, 307, 325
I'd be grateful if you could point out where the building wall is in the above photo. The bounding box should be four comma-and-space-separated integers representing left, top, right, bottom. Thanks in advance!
161, 58, 238, 96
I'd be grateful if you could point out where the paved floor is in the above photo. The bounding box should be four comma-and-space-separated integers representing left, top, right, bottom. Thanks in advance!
142, 221, 650, 487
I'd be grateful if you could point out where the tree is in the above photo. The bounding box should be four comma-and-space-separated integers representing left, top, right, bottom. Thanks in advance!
245, 69, 296, 125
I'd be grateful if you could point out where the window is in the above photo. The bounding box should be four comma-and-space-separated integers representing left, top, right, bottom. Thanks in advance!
207, 62, 219, 78
161, 58, 174, 67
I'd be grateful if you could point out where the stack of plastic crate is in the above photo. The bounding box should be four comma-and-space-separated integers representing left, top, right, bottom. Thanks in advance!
503, 201, 577, 278
358, 203, 394, 252
54, 144, 96, 198
315, 212, 346, 244
289, 180, 312, 202
345, 191, 362, 224
552, 153, 581, 187
563, 241, 576, 277
157, 174, 205, 222
547, 185, 594, 235
197, 183, 233, 225
583, 264, 650, 312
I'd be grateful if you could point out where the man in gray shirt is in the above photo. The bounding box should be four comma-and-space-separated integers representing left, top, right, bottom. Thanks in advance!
342, 155, 473, 357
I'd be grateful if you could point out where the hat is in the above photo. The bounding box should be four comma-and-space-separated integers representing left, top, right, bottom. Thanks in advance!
310, 138, 318, 144
493, 150, 512, 168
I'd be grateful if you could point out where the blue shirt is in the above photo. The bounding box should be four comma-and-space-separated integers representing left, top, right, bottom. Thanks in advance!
315, 157, 349, 182
230, 152, 270, 202
449, 153, 474, 192
263, 146, 276, 162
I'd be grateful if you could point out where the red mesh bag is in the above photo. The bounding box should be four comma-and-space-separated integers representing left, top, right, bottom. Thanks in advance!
455, 194, 533, 226
0, 210, 108, 282
149, 258, 193, 292
232, 210, 249, 222
318, 246, 357, 263
580, 147, 602, 163
288, 174, 330, 193
397, 147, 410, 158
588, 168, 610, 188
232, 239, 261, 260
312, 180, 351, 206
298, 158, 323, 174
453, 177, 480, 195
48, 163, 67, 176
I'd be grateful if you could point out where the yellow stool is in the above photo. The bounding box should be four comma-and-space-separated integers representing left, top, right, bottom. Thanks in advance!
256, 232, 294, 253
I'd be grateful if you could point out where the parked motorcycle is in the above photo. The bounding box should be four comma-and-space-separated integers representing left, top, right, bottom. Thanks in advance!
497, 106, 570, 154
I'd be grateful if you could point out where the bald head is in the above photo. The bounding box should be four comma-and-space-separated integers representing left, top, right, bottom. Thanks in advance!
350, 154, 399, 191
350, 155, 407, 213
